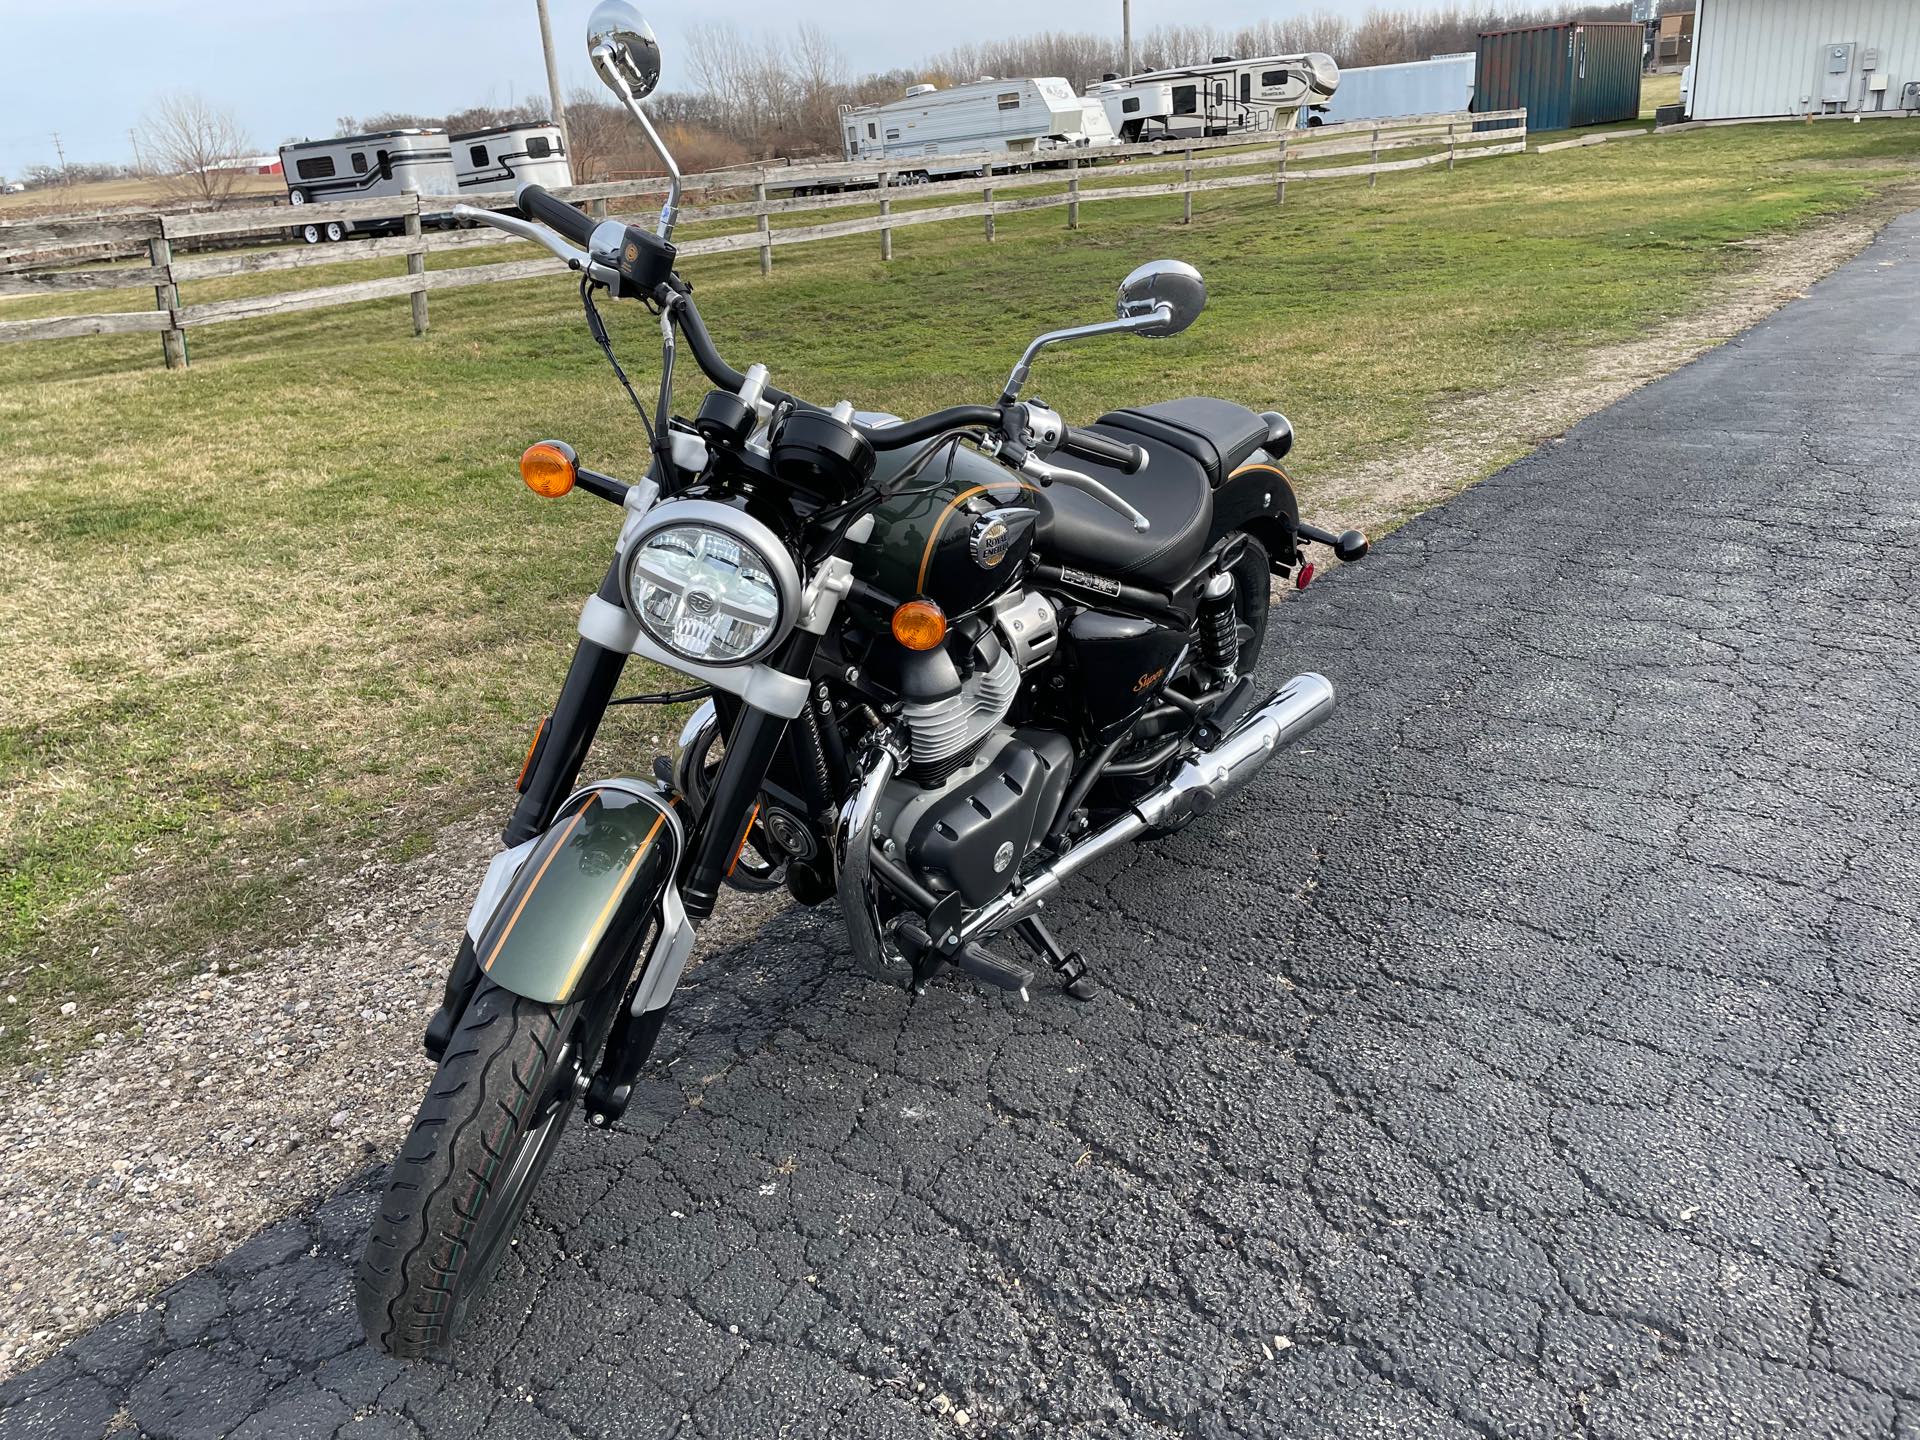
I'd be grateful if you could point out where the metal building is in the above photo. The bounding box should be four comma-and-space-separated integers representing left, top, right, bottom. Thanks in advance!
1302, 54, 1476, 127
1473, 21, 1644, 131
1690, 0, 1920, 120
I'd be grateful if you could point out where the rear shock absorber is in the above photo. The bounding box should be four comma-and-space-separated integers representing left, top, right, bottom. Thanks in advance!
1198, 570, 1239, 679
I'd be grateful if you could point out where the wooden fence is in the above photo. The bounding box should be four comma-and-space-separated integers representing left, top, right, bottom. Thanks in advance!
0, 110, 1526, 369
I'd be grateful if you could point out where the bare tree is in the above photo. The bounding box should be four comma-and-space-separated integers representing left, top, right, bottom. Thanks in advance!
142, 91, 253, 205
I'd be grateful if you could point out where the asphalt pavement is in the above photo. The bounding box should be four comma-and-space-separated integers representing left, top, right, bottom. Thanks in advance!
5, 211, 1918, 1440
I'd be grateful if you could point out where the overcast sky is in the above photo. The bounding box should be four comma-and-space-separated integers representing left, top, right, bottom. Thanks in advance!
0, 0, 1349, 179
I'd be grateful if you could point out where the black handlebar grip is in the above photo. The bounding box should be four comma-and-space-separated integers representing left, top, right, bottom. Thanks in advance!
515, 182, 597, 248
1059, 426, 1148, 474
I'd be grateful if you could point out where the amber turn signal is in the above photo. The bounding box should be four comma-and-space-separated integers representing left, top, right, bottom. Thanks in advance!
520, 441, 578, 498
891, 598, 947, 651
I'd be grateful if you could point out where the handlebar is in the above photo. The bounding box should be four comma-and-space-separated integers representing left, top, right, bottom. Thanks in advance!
502, 190, 1135, 481
514, 183, 597, 248
1059, 426, 1147, 475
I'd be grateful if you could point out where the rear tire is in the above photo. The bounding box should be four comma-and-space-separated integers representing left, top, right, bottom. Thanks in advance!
355, 982, 584, 1358
324, 220, 347, 242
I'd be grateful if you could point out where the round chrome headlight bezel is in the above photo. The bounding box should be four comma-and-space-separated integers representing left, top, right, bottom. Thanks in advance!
620, 499, 802, 668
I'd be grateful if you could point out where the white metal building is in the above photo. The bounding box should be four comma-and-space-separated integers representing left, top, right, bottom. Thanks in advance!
1690, 0, 1920, 120
1300, 54, 1475, 127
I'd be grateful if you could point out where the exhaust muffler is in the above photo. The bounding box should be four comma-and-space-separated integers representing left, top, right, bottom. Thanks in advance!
958, 671, 1335, 942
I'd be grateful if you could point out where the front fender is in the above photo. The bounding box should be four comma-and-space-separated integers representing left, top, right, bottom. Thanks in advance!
473, 780, 683, 1006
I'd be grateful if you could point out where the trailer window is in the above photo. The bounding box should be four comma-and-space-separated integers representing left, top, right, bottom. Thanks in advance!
295, 156, 335, 180
1240, 73, 1251, 102
1172, 84, 1197, 115
351, 152, 368, 173
376, 149, 392, 180
1122, 97, 1141, 114
1262, 69, 1286, 86
867, 123, 877, 139
469, 144, 489, 167
526, 136, 552, 158
997, 91, 1021, 111
885, 129, 901, 140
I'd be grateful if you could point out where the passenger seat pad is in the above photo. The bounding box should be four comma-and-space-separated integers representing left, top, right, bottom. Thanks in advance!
1096, 398, 1271, 488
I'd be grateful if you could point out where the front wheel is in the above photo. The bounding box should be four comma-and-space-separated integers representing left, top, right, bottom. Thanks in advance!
355, 981, 584, 1357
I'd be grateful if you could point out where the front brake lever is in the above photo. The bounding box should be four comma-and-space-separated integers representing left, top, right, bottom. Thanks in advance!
1017, 452, 1150, 533
451, 204, 621, 288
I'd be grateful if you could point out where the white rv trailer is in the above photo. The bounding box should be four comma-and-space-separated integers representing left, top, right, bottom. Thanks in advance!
452, 123, 572, 193
279, 129, 459, 242
1087, 53, 1341, 140
838, 77, 1095, 177
1298, 54, 1475, 127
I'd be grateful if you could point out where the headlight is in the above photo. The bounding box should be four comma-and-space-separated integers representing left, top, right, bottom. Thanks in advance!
621, 500, 801, 667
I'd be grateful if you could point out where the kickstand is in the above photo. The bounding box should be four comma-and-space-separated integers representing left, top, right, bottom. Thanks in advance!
1016, 917, 1098, 1001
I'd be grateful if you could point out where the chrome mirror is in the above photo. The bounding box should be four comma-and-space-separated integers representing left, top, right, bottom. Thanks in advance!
998, 259, 1207, 403
1117, 260, 1206, 338
587, 1, 662, 99
587, 0, 682, 243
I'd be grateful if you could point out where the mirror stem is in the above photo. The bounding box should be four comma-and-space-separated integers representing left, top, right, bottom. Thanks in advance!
997, 303, 1173, 404
595, 42, 683, 244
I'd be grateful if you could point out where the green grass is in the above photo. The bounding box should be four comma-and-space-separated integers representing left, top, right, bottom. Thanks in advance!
1, 120, 1915, 1066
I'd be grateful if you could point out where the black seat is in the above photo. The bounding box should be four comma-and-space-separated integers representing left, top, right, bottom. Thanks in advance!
1096, 397, 1273, 488
1034, 426, 1213, 589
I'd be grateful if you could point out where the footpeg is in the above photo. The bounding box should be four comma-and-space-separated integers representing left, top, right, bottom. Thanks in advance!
899, 922, 1032, 999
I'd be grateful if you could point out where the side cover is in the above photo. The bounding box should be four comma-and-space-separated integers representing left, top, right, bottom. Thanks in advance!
474, 781, 681, 1006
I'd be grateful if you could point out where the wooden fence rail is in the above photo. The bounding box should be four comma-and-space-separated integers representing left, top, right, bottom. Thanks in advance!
0, 110, 1526, 368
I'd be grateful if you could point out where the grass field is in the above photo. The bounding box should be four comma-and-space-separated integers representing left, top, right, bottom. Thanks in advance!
0, 173, 283, 219
2, 118, 1916, 1066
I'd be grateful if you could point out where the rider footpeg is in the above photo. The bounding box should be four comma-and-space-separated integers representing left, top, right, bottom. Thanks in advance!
899, 922, 1033, 999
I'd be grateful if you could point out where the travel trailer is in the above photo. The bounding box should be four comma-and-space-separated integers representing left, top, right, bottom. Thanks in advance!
452, 123, 573, 193
1088, 53, 1341, 139
838, 77, 1096, 177
279, 129, 458, 242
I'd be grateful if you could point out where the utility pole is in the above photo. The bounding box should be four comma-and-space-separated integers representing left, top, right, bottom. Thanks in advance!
535, 0, 571, 155
129, 127, 144, 175
51, 131, 69, 187
1122, 0, 1133, 76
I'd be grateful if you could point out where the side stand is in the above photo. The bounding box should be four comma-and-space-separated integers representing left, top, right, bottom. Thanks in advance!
1016, 916, 1098, 1001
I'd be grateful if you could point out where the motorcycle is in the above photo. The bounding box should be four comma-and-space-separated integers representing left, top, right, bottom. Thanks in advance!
355, 0, 1370, 1358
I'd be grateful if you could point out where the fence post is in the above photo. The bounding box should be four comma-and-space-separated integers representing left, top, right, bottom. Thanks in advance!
877, 171, 892, 261
146, 229, 186, 371
1447, 119, 1458, 171
589, 197, 608, 220
1275, 134, 1288, 205
404, 202, 428, 337
1370, 123, 1381, 188
1067, 157, 1080, 230
755, 181, 773, 276
1182, 148, 1193, 224
983, 184, 995, 242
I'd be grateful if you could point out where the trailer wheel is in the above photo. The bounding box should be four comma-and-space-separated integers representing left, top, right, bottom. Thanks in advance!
325, 220, 347, 242
300, 222, 323, 245
289, 189, 307, 205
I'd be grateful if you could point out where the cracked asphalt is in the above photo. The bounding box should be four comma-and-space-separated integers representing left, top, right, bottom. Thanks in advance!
7, 212, 1920, 1440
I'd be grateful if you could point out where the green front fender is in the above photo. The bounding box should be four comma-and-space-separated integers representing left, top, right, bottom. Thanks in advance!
475, 781, 682, 1006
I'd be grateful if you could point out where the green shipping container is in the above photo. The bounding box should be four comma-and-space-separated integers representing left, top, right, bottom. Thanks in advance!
1474, 21, 1644, 131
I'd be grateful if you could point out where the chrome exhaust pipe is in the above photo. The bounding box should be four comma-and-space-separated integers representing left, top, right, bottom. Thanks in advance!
836, 674, 1334, 980
958, 672, 1335, 943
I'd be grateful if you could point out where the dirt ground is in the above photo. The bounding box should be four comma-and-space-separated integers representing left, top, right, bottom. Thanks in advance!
0, 194, 1912, 1380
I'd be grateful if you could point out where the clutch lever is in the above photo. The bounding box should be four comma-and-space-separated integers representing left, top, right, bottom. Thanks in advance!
1016, 451, 1151, 533
451, 204, 622, 288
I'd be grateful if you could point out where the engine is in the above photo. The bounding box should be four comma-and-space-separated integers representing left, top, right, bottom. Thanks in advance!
897, 589, 1059, 781
879, 588, 1070, 908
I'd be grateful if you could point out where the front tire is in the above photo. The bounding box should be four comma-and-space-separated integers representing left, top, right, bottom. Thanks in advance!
355, 982, 584, 1358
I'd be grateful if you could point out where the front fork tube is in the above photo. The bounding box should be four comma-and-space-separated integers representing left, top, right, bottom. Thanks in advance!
504, 562, 629, 847
679, 629, 823, 918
